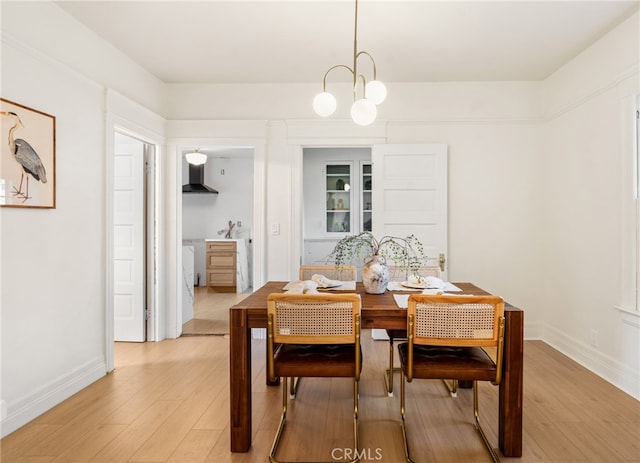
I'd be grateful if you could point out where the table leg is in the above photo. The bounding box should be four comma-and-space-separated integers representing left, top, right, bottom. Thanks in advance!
499, 310, 524, 457
230, 308, 252, 452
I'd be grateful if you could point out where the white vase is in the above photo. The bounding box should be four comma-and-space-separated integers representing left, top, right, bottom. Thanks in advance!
361, 255, 390, 294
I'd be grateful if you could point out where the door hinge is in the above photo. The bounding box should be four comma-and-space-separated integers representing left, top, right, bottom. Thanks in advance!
144, 308, 150, 320
439, 253, 446, 272
144, 161, 151, 175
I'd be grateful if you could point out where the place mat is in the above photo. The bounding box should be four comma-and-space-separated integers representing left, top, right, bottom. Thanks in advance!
393, 290, 469, 309
387, 281, 462, 292
282, 280, 356, 291
393, 294, 410, 308
387, 281, 422, 291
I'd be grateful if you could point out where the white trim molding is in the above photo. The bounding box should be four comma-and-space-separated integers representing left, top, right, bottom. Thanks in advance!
0, 357, 106, 438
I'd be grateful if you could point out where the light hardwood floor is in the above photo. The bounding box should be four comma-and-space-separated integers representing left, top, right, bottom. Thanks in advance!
181, 287, 251, 336
2, 335, 639, 462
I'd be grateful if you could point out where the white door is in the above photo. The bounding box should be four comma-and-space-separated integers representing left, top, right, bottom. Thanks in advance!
372, 144, 448, 278
113, 134, 145, 342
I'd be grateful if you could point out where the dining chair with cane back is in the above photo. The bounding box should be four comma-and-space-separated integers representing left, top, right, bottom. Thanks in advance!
267, 292, 362, 463
299, 264, 357, 281
384, 265, 442, 397
398, 294, 505, 463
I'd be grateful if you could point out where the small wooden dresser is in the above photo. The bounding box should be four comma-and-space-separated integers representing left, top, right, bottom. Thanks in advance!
206, 240, 237, 292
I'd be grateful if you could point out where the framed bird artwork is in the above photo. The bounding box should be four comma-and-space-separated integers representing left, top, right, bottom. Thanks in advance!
0, 98, 56, 208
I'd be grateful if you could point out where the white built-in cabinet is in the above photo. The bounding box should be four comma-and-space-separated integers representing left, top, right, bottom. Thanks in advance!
325, 163, 352, 233
361, 162, 372, 232
303, 148, 372, 266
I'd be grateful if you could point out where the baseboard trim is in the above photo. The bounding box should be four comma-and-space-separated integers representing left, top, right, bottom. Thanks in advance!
541, 323, 640, 400
0, 357, 107, 438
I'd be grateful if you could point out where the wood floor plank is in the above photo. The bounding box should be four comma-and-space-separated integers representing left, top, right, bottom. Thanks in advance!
52, 424, 127, 463
167, 429, 222, 463
89, 399, 181, 462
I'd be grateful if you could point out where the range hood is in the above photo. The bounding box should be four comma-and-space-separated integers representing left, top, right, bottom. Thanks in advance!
182, 164, 218, 194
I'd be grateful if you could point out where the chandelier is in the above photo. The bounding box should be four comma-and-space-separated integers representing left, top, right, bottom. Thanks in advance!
312, 0, 387, 126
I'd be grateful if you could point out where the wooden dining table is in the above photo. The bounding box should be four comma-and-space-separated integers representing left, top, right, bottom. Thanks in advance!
229, 281, 524, 457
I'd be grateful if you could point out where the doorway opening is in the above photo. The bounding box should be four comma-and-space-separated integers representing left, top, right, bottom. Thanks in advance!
302, 147, 372, 272
180, 146, 255, 336
113, 131, 156, 343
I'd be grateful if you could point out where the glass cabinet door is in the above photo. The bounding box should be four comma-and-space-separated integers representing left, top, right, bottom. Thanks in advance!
362, 163, 372, 231
326, 164, 351, 233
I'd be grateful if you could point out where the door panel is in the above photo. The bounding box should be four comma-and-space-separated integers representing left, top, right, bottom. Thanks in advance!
372, 144, 448, 277
113, 135, 145, 342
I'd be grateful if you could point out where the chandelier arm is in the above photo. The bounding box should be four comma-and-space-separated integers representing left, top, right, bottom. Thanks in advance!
322, 64, 356, 91
356, 51, 377, 80
355, 74, 368, 99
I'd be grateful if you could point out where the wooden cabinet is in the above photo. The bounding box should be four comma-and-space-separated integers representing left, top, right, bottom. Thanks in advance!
207, 241, 237, 292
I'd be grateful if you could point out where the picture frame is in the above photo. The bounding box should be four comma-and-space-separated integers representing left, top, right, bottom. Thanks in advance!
0, 98, 56, 208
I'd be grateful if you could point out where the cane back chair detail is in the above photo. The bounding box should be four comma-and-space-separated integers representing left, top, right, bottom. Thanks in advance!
384, 265, 442, 396
267, 292, 362, 463
399, 294, 505, 463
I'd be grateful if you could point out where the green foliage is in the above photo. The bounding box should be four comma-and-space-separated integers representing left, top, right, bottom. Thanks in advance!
327, 231, 426, 275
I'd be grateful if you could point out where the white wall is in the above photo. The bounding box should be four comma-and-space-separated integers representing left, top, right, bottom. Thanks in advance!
539, 13, 640, 398
1, 36, 108, 435
182, 156, 254, 240
1, 0, 638, 440
1, 1, 167, 436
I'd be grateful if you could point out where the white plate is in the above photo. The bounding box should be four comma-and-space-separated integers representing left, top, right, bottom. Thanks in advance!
320, 282, 343, 289
401, 281, 428, 289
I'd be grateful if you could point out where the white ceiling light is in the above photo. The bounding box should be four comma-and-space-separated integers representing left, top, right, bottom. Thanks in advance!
312, 0, 386, 126
185, 148, 207, 165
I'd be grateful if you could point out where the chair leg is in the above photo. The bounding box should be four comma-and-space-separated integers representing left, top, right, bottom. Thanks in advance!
384, 339, 396, 397
473, 381, 501, 463
269, 377, 361, 463
269, 377, 289, 463
289, 377, 301, 398
399, 374, 416, 463
442, 379, 458, 397
353, 379, 360, 460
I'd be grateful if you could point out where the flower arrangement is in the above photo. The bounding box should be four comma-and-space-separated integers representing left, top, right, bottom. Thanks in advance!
328, 231, 427, 275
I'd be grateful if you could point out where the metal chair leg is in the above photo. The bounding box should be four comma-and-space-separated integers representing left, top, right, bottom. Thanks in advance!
399, 373, 416, 463
473, 381, 501, 463
269, 377, 361, 463
269, 377, 289, 463
384, 338, 398, 397
289, 377, 300, 398
442, 379, 458, 397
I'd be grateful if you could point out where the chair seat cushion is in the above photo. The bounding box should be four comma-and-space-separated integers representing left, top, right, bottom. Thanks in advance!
386, 329, 408, 341
274, 344, 361, 378
397, 343, 497, 381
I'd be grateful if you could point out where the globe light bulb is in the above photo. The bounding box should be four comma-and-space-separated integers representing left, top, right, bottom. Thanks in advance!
351, 98, 377, 126
365, 80, 387, 105
313, 92, 337, 117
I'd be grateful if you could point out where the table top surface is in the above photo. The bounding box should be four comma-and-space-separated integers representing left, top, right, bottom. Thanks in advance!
231, 281, 521, 312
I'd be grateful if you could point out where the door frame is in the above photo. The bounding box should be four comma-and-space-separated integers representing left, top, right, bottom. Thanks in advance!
170, 138, 267, 337
106, 116, 162, 372
290, 138, 385, 278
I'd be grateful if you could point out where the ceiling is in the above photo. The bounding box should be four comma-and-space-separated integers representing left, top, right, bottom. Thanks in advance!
55, 0, 639, 85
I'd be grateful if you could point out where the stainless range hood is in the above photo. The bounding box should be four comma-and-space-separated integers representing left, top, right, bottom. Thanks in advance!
182, 164, 218, 194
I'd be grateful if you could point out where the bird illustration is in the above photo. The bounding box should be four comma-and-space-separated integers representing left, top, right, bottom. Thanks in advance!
1, 111, 47, 201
